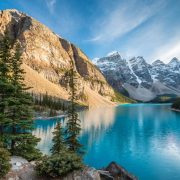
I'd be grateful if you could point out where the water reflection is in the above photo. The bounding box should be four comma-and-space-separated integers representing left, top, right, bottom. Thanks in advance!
33, 118, 65, 154
33, 104, 180, 180
79, 107, 115, 149
33, 107, 115, 154
80, 107, 115, 132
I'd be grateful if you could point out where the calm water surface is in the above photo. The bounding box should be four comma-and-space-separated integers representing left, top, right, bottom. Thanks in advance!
33, 104, 180, 180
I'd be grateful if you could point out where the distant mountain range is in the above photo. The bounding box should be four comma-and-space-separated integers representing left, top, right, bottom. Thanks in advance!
95, 52, 180, 102
0, 9, 132, 107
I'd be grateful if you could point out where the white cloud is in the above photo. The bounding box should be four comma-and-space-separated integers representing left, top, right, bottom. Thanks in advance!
121, 27, 180, 63
88, 0, 167, 43
46, 0, 56, 14
135, 19, 180, 63
153, 42, 180, 63
101, 1, 180, 64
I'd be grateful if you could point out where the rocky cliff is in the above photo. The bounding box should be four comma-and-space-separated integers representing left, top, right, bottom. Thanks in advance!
0, 9, 127, 107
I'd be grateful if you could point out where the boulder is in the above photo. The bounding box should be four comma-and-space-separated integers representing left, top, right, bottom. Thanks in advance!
98, 170, 114, 180
101, 162, 137, 180
62, 167, 101, 180
5, 156, 37, 180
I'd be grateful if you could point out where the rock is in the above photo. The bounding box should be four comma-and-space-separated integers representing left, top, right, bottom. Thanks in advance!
103, 162, 137, 180
0, 9, 123, 107
10, 156, 28, 170
96, 51, 180, 102
5, 156, 37, 180
62, 167, 101, 180
98, 170, 114, 180
6, 165, 101, 180
6, 157, 101, 180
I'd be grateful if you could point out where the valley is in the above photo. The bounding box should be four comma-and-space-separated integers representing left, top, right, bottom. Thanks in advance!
0, 3, 180, 180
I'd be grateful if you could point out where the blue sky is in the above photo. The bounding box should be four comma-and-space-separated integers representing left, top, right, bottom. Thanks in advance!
0, 0, 180, 63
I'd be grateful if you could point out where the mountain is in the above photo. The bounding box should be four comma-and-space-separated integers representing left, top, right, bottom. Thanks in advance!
0, 9, 130, 107
95, 52, 180, 102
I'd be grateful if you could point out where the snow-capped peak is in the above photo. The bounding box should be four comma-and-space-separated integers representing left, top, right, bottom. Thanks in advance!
152, 60, 165, 66
92, 57, 99, 64
169, 57, 180, 65
107, 51, 120, 57
168, 57, 180, 72
95, 51, 180, 102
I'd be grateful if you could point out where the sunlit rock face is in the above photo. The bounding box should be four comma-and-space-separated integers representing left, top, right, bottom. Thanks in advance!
96, 52, 180, 102
0, 9, 117, 106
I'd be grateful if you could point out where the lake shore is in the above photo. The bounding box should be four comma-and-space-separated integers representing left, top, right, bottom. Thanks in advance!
33, 104, 180, 179
5, 156, 137, 180
34, 114, 67, 120
171, 108, 180, 112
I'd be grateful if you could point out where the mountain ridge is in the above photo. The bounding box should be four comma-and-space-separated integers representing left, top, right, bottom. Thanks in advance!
0, 9, 131, 107
95, 51, 180, 102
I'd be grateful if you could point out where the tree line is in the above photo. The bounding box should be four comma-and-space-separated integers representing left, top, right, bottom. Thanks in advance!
172, 97, 180, 110
0, 32, 83, 178
32, 92, 67, 117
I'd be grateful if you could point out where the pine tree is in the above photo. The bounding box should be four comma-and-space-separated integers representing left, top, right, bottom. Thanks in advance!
0, 140, 11, 178
36, 121, 83, 178
51, 122, 66, 154
0, 33, 13, 136
5, 42, 42, 160
65, 65, 82, 154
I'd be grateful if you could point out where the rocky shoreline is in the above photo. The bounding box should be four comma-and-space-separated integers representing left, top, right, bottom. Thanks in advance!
171, 108, 180, 112
34, 114, 67, 120
5, 156, 137, 180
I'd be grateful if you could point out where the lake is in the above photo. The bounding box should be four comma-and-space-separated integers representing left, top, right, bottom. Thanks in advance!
33, 104, 180, 180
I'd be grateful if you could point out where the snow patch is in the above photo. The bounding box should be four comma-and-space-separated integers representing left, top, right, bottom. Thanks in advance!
107, 51, 119, 57
92, 57, 99, 64
127, 59, 141, 84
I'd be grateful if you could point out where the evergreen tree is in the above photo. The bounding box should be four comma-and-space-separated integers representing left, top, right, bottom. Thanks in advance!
5, 43, 41, 160
0, 141, 11, 178
51, 122, 66, 154
65, 65, 82, 154
0, 33, 13, 136
36, 121, 83, 178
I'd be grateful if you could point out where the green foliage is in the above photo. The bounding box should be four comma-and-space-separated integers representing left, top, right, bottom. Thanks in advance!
112, 90, 136, 103
10, 134, 42, 161
0, 34, 41, 161
151, 94, 177, 103
36, 121, 83, 178
36, 65, 84, 178
0, 33, 13, 135
51, 122, 66, 154
36, 152, 83, 178
66, 66, 82, 154
172, 97, 180, 110
32, 92, 67, 113
0, 141, 11, 178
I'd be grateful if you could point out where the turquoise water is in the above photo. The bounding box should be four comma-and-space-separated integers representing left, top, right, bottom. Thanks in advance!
33, 104, 180, 180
